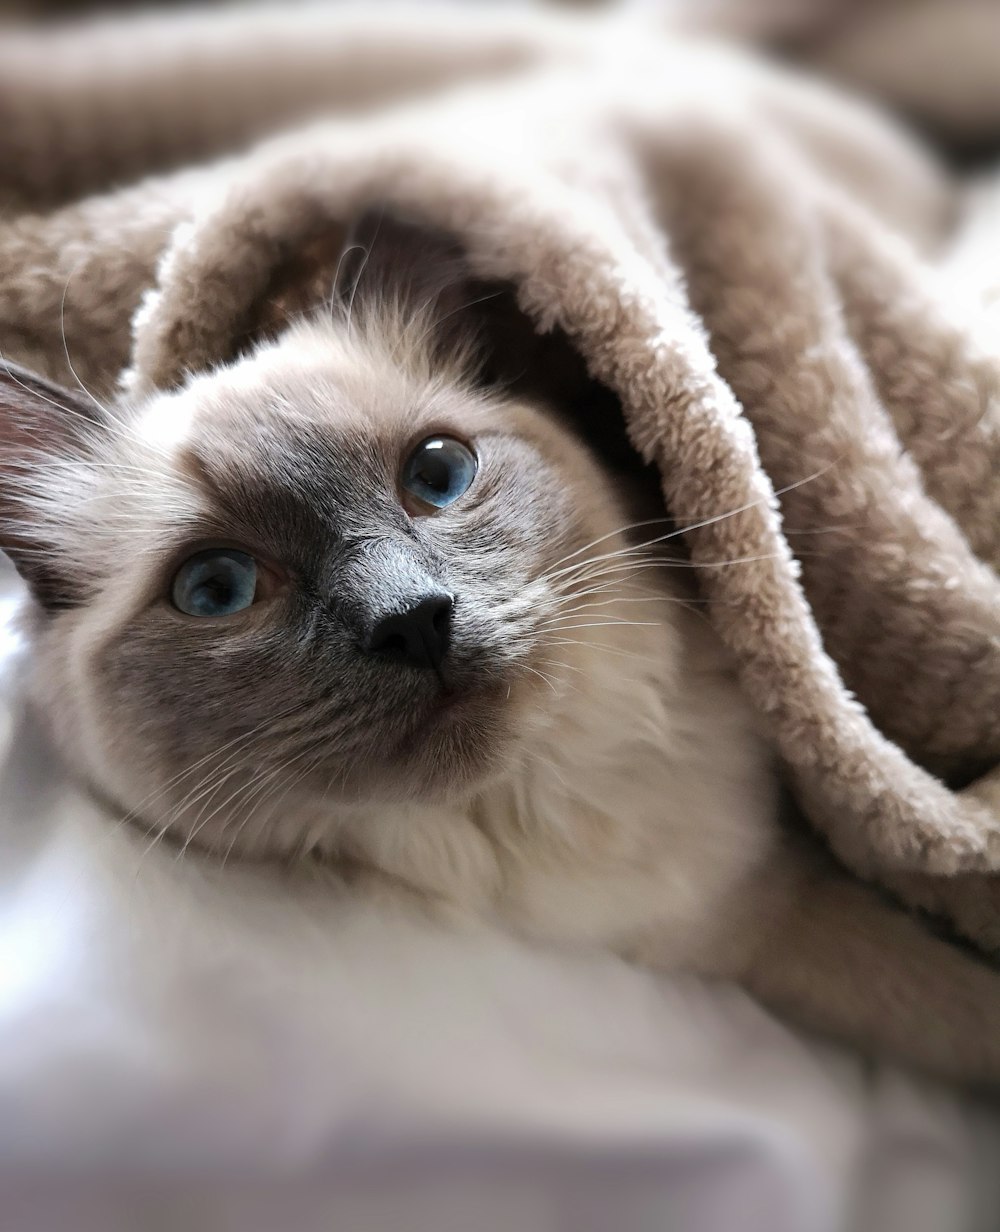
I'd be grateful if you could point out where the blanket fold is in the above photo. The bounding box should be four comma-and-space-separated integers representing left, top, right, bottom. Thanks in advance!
4, 5, 1000, 954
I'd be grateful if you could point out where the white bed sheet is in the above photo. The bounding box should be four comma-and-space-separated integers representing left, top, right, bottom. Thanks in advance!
0, 557, 997, 1232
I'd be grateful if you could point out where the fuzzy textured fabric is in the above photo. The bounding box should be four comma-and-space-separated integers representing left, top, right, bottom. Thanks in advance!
4, 3, 1000, 953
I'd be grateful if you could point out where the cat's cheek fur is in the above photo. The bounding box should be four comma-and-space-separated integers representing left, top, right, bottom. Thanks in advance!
28, 577, 178, 820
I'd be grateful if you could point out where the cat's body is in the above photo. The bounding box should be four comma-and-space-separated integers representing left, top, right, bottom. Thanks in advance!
4, 217, 1000, 1086
25, 314, 777, 960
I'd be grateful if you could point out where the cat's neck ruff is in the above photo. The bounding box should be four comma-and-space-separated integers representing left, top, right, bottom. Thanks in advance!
332, 608, 778, 959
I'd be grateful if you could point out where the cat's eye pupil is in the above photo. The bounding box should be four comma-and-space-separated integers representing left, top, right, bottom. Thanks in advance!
401, 436, 478, 512
171, 549, 258, 618
416, 456, 449, 492
205, 577, 233, 605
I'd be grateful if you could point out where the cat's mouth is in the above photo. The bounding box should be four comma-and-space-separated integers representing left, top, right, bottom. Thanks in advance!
413, 671, 507, 729
419, 650, 546, 721
376, 646, 572, 794
292, 643, 565, 805
369, 664, 523, 789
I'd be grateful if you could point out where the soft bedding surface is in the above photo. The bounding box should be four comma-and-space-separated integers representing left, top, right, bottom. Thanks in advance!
1, 556, 999, 1232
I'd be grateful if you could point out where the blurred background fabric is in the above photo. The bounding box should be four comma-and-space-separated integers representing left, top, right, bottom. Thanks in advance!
5, 0, 1000, 156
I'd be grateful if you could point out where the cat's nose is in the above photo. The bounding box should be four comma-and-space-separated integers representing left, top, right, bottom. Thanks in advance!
364, 592, 453, 670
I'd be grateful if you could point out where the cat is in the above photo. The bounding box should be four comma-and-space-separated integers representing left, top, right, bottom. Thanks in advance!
3, 214, 1000, 1086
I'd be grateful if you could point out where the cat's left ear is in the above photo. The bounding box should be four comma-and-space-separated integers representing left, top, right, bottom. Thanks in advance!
0, 361, 103, 608
244, 210, 479, 359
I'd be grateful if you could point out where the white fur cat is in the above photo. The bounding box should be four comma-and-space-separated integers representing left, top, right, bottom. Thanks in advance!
3, 218, 1000, 1085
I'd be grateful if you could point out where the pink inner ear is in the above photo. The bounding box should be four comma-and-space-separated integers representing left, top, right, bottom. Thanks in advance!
0, 360, 103, 609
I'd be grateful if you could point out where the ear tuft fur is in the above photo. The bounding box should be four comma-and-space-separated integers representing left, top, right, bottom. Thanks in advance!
0, 360, 104, 609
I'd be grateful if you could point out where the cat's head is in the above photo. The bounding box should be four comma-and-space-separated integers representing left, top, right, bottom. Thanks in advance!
0, 217, 668, 859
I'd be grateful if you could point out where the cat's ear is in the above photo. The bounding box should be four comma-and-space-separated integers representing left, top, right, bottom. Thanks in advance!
339, 210, 581, 390
0, 361, 103, 609
337, 210, 480, 339
246, 223, 352, 344
245, 210, 480, 359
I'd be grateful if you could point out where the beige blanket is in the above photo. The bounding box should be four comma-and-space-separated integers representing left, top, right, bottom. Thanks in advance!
4, 3, 1000, 954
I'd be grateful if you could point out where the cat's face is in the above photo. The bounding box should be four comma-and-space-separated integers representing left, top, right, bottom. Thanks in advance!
1, 316, 656, 859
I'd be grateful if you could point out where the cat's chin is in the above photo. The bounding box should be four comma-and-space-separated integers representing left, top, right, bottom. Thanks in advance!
115, 660, 552, 858
380, 653, 577, 803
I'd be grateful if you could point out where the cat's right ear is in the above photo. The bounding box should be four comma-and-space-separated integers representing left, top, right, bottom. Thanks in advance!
0, 361, 103, 609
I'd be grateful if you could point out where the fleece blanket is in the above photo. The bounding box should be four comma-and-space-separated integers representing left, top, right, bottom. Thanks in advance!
3, 3, 1000, 956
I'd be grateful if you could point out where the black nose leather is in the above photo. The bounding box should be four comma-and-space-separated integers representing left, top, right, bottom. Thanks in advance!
364, 592, 453, 670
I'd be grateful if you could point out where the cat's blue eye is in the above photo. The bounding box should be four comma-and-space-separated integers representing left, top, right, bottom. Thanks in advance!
171, 549, 258, 618
401, 436, 478, 512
